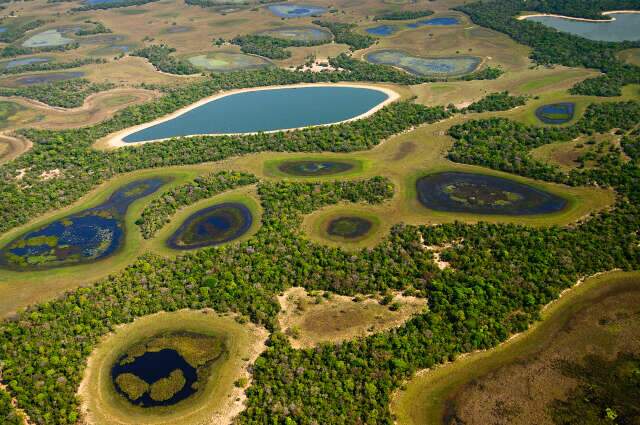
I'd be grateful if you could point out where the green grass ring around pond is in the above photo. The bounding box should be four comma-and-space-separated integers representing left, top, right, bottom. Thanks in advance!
403, 165, 615, 227
150, 187, 262, 257
301, 206, 387, 250
78, 309, 268, 425
263, 157, 368, 179
390, 271, 640, 425
0, 167, 210, 317
186, 51, 273, 72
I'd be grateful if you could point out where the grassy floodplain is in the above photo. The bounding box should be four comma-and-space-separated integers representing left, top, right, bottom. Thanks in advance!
78, 309, 268, 425
390, 271, 640, 425
0, 166, 211, 317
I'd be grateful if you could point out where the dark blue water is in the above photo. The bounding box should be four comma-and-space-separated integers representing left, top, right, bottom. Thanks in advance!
14, 72, 84, 86
167, 202, 252, 250
5, 57, 50, 69
0, 27, 6, 33
277, 160, 354, 176
535, 102, 575, 124
407, 17, 459, 28
0, 178, 166, 270
327, 216, 373, 238
268, 4, 327, 18
366, 25, 396, 36
416, 172, 567, 215
123, 86, 388, 143
111, 349, 197, 407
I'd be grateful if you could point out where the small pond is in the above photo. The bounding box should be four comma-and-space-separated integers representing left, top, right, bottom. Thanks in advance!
0, 177, 166, 270
416, 172, 567, 215
366, 25, 397, 36
535, 102, 575, 125
122, 86, 389, 143
257, 26, 332, 42
277, 160, 355, 176
327, 216, 373, 239
22, 29, 74, 48
111, 332, 225, 407
267, 4, 327, 18
523, 12, 640, 42
366, 49, 481, 77
167, 202, 253, 250
187, 52, 271, 72
4, 57, 50, 69
407, 17, 460, 28
11, 71, 84, 86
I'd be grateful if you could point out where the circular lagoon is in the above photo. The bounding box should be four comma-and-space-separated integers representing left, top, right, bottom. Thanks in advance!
187, 52, 271, 72
117, 85, 394, 144
416, 172, 567, 215
0, 178, 166, 270
267, 4, 327, 18
277, 160, 355, 176
366, 25, 398, 36
167, 202, 253, 250
522, 12, 640, 42
366, 50, 481, 77
256, 26, 332, 42
111, 332, 225, 407
535, 102, 575, 125
327, 216, 373, 239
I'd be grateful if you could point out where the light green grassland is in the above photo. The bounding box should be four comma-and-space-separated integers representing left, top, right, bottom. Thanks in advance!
79, 309, 268, 425
390, 271, 640, 425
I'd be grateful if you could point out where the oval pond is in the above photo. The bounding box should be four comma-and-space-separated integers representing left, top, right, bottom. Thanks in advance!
327, 216, 373, 239
535, 102, 575, 125
268, 4, 327, 18
366, 50, 481, 77
167, 202, 253, 250
416, 172, 567, 215
277, 160, 355, 176
122, 86, 390, 143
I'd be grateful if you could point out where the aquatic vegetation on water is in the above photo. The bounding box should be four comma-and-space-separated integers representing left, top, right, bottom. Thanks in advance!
0, 178, 166, 270
535, 102, 575, 125
277, 160, 355, 176
416, 172, 567, 215
327, 216, 373, 239
366, 50, 481, 77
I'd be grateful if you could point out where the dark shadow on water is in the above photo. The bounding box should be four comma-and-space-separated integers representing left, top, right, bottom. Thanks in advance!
111, 348, 197, 407
416, 172, 567, 215
327, 216, 373, 239
0, 177, 167, 270
277, 160, 354, 176
167, 202, 253, 250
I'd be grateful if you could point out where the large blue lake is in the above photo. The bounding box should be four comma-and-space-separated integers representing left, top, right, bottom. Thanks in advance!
123, 86, 389, 143
524, 12, 640, 42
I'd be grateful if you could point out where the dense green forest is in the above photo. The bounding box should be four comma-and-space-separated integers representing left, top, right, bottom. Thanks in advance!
230, 35, 329, 60
131, 44, 199, 75
455, 0, 640, 96
373, 10, 433, 21
0, 388, 23, 425
0, 79, 114, 108
313, 21, 376, 51
137, 171, 258, 238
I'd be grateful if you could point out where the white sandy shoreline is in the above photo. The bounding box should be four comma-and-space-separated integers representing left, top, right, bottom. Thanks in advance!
517, 10, 640, 22
98, 83, 401, 149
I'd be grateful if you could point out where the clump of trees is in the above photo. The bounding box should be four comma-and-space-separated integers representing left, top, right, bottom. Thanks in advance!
131, 45, 199, 75
313, 20, 376, 51
137, 171, 258, 238
464, 91, 527, 113
75, 21, 112, 36
0, 79, 114, 108
373, 10, 433, 21
230, 35, 329, 60
71, 0, 159, 11
0, 58, 106, 76
0, 19, 46, 43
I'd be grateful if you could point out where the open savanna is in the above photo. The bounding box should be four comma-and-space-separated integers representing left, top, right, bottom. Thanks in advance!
278, 287, 426, 349
79, 309, 268, 425
148, 185, 263, 258
391, 271, 640, 425
0, 166, 212, 317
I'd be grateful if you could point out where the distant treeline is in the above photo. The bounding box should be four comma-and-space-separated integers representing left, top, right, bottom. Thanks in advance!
0, 79, 114, 108
373, 9, 433, 21
455, 0, 640, 96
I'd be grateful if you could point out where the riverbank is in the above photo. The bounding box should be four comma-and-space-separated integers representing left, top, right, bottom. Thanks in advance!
96, 83, 401, 149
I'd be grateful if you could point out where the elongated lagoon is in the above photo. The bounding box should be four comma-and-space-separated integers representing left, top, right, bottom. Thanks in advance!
523, 12, 640, 42
121, 86, 391, 143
